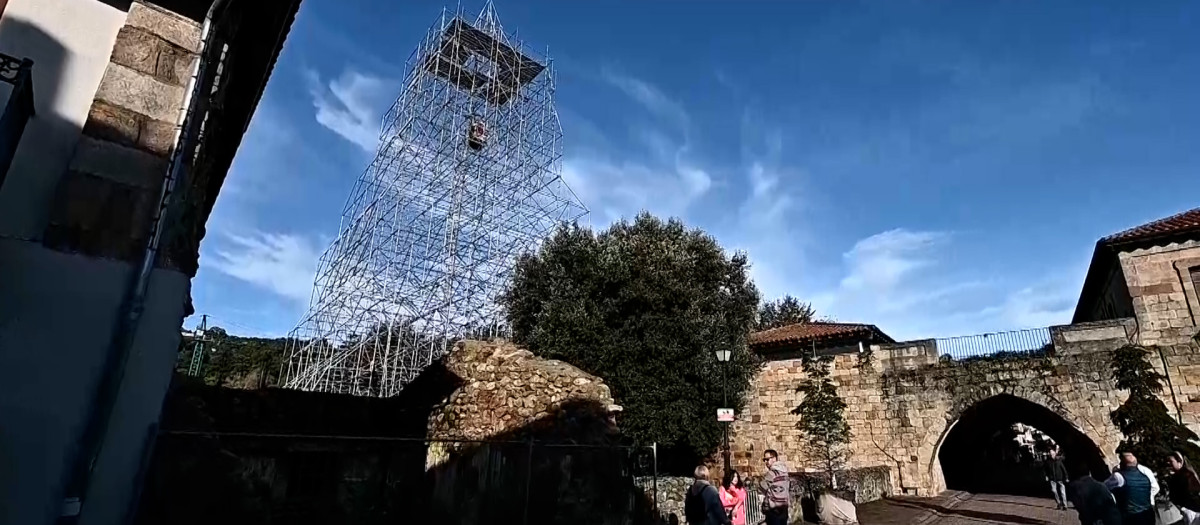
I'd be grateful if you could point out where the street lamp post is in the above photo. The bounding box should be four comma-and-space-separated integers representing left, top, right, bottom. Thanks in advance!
715, 349, 731, 472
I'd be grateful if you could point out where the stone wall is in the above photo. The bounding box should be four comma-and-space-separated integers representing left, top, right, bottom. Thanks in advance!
1120, 240, 1200, 346
728, 319, 1200, 497
141, 341, 656, 525
637, 476, 690, 523
425, 339, 621, 466
42, 1, 199, 263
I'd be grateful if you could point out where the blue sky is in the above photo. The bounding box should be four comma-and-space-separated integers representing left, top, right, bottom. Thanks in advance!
191, 0, 1200, 341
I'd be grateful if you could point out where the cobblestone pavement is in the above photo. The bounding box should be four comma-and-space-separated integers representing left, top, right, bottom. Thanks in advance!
858, 493, 1080, 525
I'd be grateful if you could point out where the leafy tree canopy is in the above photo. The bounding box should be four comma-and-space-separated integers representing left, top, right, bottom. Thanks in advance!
501, 213, 760, 467
1109, 344, 1200, 475
758, 295, 816, 330
177, 327, 289, 388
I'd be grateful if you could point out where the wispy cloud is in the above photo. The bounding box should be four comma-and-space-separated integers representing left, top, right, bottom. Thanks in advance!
601, 68, 690, 130
208, 231, 322, 303
563, 71, 712, 223
809, 228, 1077, 340
304, 67, 396, 152
562, 155, 711, 224
838, 229, 946, 293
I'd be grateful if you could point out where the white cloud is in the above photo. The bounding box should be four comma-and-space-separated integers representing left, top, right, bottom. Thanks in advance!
562, 72, 714, 223
305, 67, 396, 152
601, 68, 690, 129
562, 155, 711, 224
810, 228, 1077, 340
839, 229, 945, 293
208, 231, 322, 303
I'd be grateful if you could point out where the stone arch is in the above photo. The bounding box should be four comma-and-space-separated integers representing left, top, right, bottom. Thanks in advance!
928, 392, 1109, 496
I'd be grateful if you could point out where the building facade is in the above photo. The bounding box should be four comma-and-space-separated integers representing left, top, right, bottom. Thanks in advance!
1075, 207, 1200, 346
0, 1, 298, 524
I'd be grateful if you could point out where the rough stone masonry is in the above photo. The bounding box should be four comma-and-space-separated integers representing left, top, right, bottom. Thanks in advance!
729, 319, 1200, 497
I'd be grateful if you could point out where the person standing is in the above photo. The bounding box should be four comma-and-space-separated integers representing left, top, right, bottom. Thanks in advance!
720, 469, 747, 525
1065, 456, 1121, 525
685, 465, 732, 525
1107, 449, 1160, 525
1166, 451, 1200, 524
1045, 449, 1071, 510
759, 450, 790, 525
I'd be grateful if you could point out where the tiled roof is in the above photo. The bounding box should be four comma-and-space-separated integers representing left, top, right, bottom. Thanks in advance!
1102, 207, 1200, 246
749, 322, 893, 348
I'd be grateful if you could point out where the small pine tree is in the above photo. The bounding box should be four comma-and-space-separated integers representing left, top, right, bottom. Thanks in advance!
1109, 344, 1200, 474
792, 351, 851, 489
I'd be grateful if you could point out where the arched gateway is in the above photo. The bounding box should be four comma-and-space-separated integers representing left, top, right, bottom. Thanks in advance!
933, 394, 1108, 496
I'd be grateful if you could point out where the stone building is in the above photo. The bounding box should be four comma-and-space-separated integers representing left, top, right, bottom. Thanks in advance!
1074, 206, 1200, 345
730, 207, 1200, 499
0, 1, 299, 524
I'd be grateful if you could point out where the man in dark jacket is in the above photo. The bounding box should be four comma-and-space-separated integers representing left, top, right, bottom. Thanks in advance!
1044, 449, 1070, 510
685, 465, 731, 525
1065, 456, 1121, 525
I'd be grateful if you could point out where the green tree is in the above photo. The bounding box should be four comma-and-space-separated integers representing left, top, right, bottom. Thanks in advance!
791, 351, 851, 489
501, 214, 760, 467
1109, 344, 1200, 474
758, 295, 816, 330
174, 326, 289, 388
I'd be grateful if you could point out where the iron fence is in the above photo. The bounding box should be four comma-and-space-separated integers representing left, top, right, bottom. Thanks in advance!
745, 489, 765, 525
934, 326, 1053, 361
0, 52, 34, 192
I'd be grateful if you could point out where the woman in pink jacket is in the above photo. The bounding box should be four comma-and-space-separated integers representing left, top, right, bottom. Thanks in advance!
720, 469, 747, 525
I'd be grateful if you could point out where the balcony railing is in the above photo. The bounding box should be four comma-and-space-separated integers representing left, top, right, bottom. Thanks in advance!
934, 326, 1053, 361
0, 53, 34, 192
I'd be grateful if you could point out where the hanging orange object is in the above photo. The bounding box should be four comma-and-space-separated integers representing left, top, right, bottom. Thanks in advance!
467, 120, 489, 150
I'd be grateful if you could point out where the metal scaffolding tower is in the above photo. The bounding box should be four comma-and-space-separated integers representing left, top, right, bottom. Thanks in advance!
282, 2, 586, 397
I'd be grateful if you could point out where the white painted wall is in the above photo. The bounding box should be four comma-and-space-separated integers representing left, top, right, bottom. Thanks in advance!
0, 239, 192, 525
0, 0, 127, 239
0, 3, 195, 525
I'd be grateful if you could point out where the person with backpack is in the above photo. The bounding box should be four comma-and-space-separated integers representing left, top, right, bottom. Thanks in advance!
759, 449, 790, 525
685, 465, 731, 525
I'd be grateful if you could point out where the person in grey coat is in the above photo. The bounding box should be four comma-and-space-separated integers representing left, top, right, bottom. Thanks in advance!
685, 465, 731, 525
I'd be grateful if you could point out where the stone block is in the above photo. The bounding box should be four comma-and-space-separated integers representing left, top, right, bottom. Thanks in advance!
111, 26, 162, 77
83, 100, 141, 148
96, 63, 186, 122
127, 1, 201, 52
156, 41, 196, 86
69, 136, 168, 189
1061, 324, 1128, 343
43, 171, 155, 261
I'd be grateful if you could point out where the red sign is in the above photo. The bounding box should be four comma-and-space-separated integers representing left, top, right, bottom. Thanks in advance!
717, 408, 735, 422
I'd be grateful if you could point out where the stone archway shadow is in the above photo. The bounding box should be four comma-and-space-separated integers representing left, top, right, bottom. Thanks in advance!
928, 393, 1110, 496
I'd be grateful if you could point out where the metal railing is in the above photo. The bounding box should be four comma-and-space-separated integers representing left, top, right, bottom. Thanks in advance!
745, 489, 765, 525
934, 326, 1053, 361
0, 52, 34, 192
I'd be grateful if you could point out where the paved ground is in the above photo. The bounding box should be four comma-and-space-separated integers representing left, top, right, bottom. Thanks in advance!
858, 492, 1080, 525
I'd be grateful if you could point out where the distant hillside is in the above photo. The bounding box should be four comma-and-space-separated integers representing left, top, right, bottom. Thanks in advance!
176, 327, 288, 389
